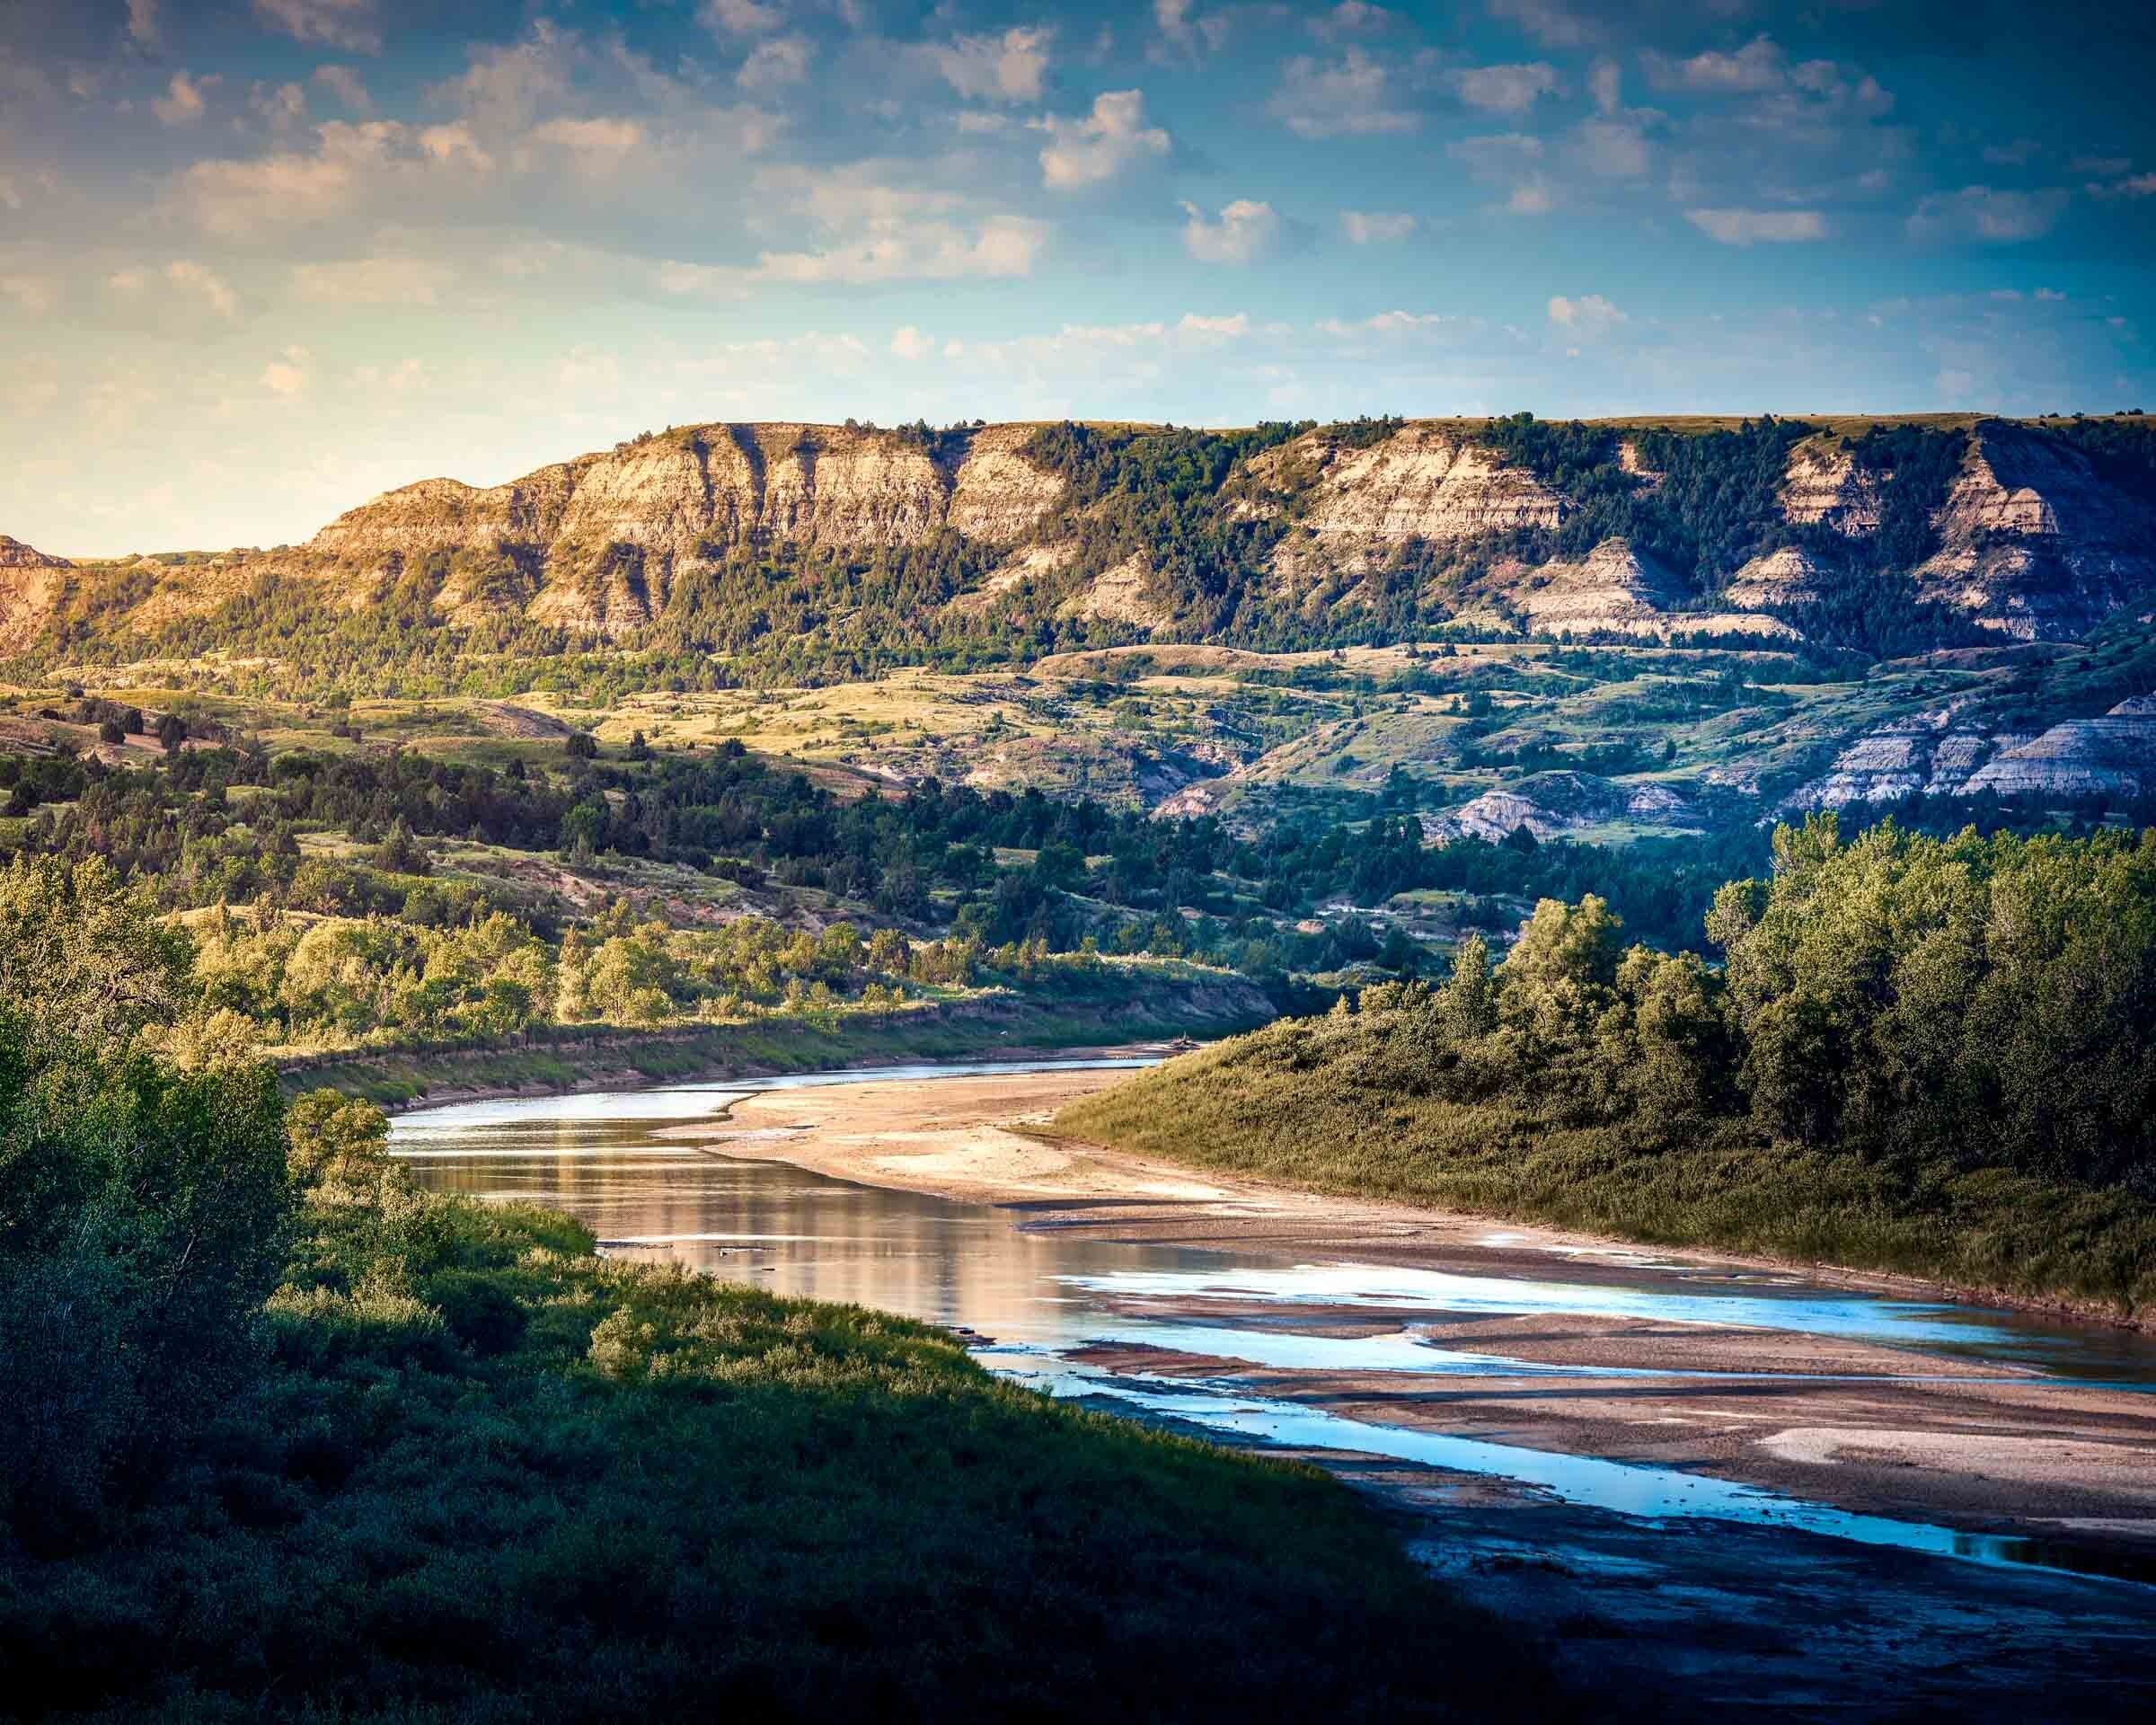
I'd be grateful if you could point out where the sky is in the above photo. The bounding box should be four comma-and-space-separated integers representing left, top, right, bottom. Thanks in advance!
4, 0, 2155, 553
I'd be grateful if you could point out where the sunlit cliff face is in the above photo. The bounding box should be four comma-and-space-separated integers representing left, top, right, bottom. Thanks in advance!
4, 0, 2153, 554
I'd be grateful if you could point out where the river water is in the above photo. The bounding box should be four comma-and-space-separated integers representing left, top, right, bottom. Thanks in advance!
393, 1059, 2156, 1586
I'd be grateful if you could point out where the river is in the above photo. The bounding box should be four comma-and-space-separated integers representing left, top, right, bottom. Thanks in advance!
393, 1058, 2156, 1713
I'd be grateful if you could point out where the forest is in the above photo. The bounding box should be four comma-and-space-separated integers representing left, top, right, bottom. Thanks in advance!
0, 853, 1561, 1721
1059, 817, 2156, 1317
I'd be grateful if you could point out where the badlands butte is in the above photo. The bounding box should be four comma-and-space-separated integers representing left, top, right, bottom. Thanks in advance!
4, 411, 2154, 841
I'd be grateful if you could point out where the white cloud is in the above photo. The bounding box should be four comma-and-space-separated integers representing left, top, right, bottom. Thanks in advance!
1341, 209, 1415, 243
1309, 3, 1396, 40
1036, 90, 1171, 190
890, 325, 932, 360
930, 27, 1052, 104
1153, 0, 1230, 56
1906, 185, 2068, 243
180, 119, 497, 237
291, 255, 455, 305
1686, 207, 1828, 244
1647, 36, 1786, 94
1547, 293, 1623, 334
1983, 137, 2041, 166
1180, 199, 1277, 265
127, 0, 159, 46
1589, 58, 1621, 115
1270, 49, 1418, 138
700, 0, 783, 34
2090, 172, 2156, 199
164, 260, 238, 317
1578, 118, 1648, 177
1, 275, 57, 314
152, 70, 212, 126
659, 206, 1047, 291
261, 346, 311, 397
1315, 309, 1461, 337
313, 64, 370, 113
526, 116, 646, 177
1485, 0, 1598, 49
1449, 131, 1551, 212
105, 260, 238, 320
1446, 62, 1560, 114
253, 0, 379, 55
2036, 287, 2067, 301
252, 80, 308, 131
1179, 312, 1251, 337
738, 35, 813, 90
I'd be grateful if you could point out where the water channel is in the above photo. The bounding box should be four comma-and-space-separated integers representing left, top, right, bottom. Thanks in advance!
393, 1058, 2156, 1588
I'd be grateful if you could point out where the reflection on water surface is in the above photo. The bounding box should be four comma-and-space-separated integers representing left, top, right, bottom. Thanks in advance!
394, 1062, 2156, 1585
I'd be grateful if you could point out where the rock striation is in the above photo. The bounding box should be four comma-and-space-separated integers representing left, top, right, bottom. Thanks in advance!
1427, 771, 1698, 844
0, 535, 72, 655
1786, 694, 2156, 809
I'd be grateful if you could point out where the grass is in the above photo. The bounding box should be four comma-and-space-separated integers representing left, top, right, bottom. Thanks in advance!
1051, 1026, 2156, 1322
277, 973, 1275, 1105
0, 1181, 1568, 1722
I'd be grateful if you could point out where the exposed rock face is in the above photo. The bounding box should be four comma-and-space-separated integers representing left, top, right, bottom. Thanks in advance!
1781, 438, 1884, 535
1427, 771, 1697, 843
1057, 554, 1171, 632
306, 423, 1068, 637
1784, 710, 2027, 809
1262, 423, 1564, 593
1726, 545, 1826, 610
1794, 694, 2154, 809
1961, 697, 2156, 800
0, 535, 72, 654
1912, 422, 2156, 641
1488, 538, 1798, 641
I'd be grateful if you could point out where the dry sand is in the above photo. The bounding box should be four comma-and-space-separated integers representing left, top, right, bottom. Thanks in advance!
660, 1066, 2156, 1555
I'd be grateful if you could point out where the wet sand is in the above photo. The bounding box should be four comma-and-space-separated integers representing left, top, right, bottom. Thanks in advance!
663, 1066, 2156, 1561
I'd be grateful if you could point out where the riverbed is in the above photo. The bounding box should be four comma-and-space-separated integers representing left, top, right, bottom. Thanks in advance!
394, 1057, 2156, 1719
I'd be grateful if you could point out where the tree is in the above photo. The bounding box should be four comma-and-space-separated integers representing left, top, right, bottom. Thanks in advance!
566, 731, 598, 760
156, 712, 188, 755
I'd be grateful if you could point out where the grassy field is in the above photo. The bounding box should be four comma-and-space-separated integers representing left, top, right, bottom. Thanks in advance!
2, 1177, 1568, 1721
1052, 1028, 2156, 1322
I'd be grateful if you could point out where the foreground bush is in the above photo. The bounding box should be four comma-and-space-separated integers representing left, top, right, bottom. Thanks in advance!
0, 1174, 1563, 1721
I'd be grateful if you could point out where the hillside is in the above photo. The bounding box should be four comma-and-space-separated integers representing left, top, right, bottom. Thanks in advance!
9, 415, 2156, 672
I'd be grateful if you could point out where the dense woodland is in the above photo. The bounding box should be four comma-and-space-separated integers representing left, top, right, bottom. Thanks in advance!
0, 854, 1559, 1721
1064, 817, 2156, 1312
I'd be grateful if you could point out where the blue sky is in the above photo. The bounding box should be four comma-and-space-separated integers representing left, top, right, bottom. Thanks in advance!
4, 0, 2154, 553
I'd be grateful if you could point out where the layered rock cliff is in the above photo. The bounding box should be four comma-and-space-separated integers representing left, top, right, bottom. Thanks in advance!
0, 535, 72, 655
8, 414, 2155, 656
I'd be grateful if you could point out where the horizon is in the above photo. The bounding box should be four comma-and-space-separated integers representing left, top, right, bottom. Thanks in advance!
24, 404, 2142, 562
4, 0, 2154, 553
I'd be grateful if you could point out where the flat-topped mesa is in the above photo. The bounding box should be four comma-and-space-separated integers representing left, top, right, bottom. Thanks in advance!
299, 422, 1067, 636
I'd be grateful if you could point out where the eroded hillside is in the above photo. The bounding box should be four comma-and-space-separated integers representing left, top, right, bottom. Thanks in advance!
10, 414, 2156, 672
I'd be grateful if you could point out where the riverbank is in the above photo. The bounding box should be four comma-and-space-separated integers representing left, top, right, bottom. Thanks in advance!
1051, 1031, 2156, 1330
661, 1067, 2156, 1574
278, 976, 1268, 1110
4, 1140, 1567, 1721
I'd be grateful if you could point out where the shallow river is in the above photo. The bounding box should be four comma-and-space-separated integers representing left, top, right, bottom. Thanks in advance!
394, 1059, 2156, 1588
